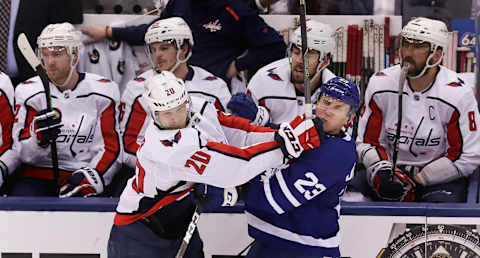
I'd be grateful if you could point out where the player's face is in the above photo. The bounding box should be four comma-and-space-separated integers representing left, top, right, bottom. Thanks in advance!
315, 94, 350, 134
290, 44, 321, 88
400, 38, 430, 77
40, 46, 72, 85
149, 40, 178, 72
154, 103, 188, 129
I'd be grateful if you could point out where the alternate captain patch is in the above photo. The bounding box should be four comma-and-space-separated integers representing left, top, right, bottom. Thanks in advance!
161, 131, 182, 147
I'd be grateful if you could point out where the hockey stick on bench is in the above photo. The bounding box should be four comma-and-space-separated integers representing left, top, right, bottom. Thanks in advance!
17, 33, 60, 195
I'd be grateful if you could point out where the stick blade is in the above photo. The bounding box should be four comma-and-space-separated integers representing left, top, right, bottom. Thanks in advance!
17, 33, 41, 70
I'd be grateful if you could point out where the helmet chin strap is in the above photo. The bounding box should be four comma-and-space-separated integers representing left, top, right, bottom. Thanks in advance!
403, 46, 444, 79
169, 50, 192, 73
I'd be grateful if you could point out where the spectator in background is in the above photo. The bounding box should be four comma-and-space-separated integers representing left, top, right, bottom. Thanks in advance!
1, 0, 83, 86
0, 73, 15, 194
82, 0, 287, 94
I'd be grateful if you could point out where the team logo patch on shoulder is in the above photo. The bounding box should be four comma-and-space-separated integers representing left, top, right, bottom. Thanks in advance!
203, 76, 217, 81
134, 77, 146, 82
267, 68, 282, 81
375, 72, 387, 76
98, 79, 111, 83
161, 131, 182, 147
447, 81, 463, 87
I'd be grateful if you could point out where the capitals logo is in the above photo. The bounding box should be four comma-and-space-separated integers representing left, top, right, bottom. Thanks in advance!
267, 68, 282, 81
447, 78, 464, 87
89, 49, 100, 64
161, 131, 182, 147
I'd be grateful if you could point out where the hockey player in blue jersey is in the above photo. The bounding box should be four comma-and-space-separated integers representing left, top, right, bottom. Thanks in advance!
243, 77, 359, 258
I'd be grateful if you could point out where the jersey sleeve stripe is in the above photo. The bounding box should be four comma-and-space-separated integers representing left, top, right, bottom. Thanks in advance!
206, 141, 279, 161
264, 180, 285, 214
123, 97, 147, 155
19, 106, 37, 141
113, 186, 194, 226
0, 90, 13, 155
95, 101, 120, 174
446, 109, 463, 161
217, 112, 276, 133
364, 98, 389, 160
275, 172, 301, 207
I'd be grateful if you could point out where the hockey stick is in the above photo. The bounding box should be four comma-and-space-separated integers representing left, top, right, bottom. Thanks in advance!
298, 0, 313, 119
391, 64, 409, 177
175, 204, 202, 258
17, 33, 60, 194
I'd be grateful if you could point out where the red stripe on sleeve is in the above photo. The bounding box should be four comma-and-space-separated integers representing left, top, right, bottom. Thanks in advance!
0, 93, 13, 155
19, 106, 37, 140
207, 140, 278, 160
225, 6, 239, 21
113, 186, 194, 226
95, 101, 120, 174
446, 109, 462, 161
214, 99, 224, 112
364, 99, 389, 160
123, 99, 147, 155
217, 112, 275, 133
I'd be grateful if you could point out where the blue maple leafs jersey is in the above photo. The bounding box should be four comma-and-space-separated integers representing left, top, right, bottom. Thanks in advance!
245, 133, 356, 257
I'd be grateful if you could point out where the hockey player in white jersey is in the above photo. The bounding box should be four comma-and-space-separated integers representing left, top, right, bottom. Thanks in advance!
108, 71, 324, 258
9, 23, 122, 197
121, 17, 231, 170
355, 17, 480, 202
0, 73, 15, 193
227, 20, 336, 126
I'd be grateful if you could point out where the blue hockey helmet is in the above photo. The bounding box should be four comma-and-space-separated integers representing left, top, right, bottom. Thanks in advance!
320, 77, 360, 113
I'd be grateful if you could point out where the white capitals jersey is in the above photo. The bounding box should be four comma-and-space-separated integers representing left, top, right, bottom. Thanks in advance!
357, 65, 480, 177
115, 96, 283, 225
78, 38, 140, 95
247, 57, 336, 124
120, 66, 231, 168
14, 73, 122, 185
0, 73, 16, 173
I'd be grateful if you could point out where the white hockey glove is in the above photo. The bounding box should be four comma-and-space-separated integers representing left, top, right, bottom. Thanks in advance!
274, 115, 324, 159
33, 109, 63, 148
414, 157, 460, 186
59, 167, 105, 197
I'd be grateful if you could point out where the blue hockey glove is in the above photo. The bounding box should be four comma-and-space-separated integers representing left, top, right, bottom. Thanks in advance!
59, 167, 105, 197
227, 93, 270, 126
33, 108, 63, 147
190, 184, 238, 210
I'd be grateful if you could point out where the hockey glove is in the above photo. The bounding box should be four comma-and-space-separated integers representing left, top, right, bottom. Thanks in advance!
190, 184, 239, 211
274, 115, 325, 159
59, 167, 105, 198
33, 108, 63, 148
227, 93, 270, 126
369, 160, 416, 202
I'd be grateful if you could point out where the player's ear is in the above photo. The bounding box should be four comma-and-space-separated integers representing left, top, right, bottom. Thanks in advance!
432, 47, 444, 63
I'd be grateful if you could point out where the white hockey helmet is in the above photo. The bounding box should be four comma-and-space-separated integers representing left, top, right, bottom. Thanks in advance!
400, 17, 449, 78
401, 17, 449, 52
143, 71, 190, 114
145, 17, 194, 48
37, 22, 81, 56
290, 20, 335, 61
